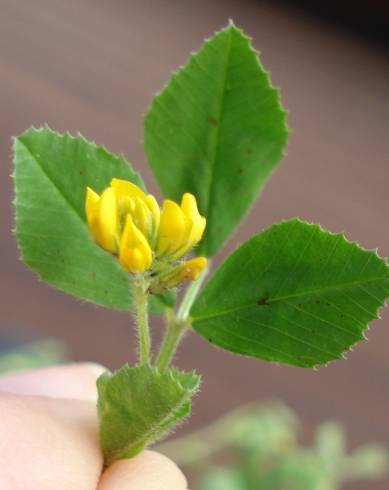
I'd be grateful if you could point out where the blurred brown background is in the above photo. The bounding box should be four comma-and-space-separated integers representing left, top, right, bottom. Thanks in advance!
1, 1, 388, 488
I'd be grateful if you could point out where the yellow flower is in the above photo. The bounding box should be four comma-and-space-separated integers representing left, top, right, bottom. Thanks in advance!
149, 257, 208, 293
156, 200, 192, 257
85, 179, 207, 280
119, 214, 153, 273
175, 257, 208, 282
110, 178, 160, 246
156, 194, 206, 259
86, 186, 118, 253
180, 194, 207, 255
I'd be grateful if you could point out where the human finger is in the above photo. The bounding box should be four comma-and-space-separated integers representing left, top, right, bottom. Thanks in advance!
98, 450, 188, 490
0, 363, 105, 401
0, 393, 102, 490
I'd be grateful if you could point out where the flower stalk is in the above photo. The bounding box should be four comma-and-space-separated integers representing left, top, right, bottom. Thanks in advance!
132, 275, 151, 365
85, 177, 210, 369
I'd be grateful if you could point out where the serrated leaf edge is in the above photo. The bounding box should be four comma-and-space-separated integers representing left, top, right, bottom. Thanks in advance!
100, 365, 201, 463
11, 125, 140, 311
144, 22, 289, 257
192, 217, 389, 369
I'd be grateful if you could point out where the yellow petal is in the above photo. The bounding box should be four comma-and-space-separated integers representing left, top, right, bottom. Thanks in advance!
179, 193, 206, 255
119, 195, 135, 214
111, 179, 161, 242
119, 215, 152, 273
177, 257, 208, 281
85, 187, 100, 221
181, 193, 199, 219
124, 248, 147, 273
116, 195, 134, 231
85, 187, 100, 244
86, 186, 118, 253
157, 200, 192, 257
144, 194, 160, 245
98, 187, 119, 251
131, 197, 153, 239
110, 178, 147, 201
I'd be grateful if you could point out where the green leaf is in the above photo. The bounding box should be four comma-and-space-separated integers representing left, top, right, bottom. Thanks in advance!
144, 23, 288, 257
13, 126, 172, 312
192, 219, 389, 367
150, 289, 177, 314
97, 364, 201, 464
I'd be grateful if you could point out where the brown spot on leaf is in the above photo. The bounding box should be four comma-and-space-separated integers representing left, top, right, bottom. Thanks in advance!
208, 116, 219, 127
257, 296, 269, 306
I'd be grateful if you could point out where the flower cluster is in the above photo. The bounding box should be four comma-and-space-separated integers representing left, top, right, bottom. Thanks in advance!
85, 178, 207, 287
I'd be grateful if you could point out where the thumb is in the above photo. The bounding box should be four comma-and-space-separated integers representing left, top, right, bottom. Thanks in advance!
98, 450, 188, 490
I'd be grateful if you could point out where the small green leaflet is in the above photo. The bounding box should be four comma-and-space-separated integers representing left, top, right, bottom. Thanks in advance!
97, 364, 201, 464
13, 126, 171, 313
191, 219, 389, 367
144, 23, 288, 257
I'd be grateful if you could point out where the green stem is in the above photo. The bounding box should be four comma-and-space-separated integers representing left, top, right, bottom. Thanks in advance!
155, 315, 188, 371
133, 275, 151, 365
176, 262, 210, 321
156, 263, 210, 371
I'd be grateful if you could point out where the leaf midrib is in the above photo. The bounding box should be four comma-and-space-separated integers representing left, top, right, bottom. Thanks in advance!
201, 28, 233, 254
192, 274, 389, 321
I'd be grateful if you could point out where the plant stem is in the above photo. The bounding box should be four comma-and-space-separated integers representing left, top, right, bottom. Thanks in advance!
176, 263, 210, 321
156, 263, 210, 371
133, 275, 151, 365
155, 316, 188, 371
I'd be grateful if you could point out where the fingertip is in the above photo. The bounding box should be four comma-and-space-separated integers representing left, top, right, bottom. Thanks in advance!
83, 362, 107, 380
98, 450, 188, 490
0, 394, 102, 490
0, 363, 107, 400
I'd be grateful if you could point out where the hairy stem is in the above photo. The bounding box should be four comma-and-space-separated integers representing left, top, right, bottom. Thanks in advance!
155, 315, 189, 371
156, 263, 210, 370
176, 263, 210, 321
133, 275, 151, 365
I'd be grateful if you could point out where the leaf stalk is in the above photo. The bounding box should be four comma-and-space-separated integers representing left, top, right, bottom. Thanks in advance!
155, 315, 189, 371
156, 263, 210, 370
176, 263, 210, 321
